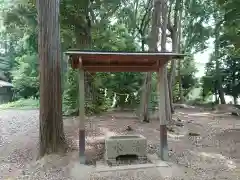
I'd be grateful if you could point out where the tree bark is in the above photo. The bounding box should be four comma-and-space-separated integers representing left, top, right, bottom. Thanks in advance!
168, 0, 182, 111
161, 0, 171, 123
214, 11, 226, 104
177, 0, 184, 103
232, 69, 237, 105
141, 0, 161, 122
233, 97, 237, 105
158, 0, 169, 160
73, 16, 92, 115
37, 0, 66, 157
215, 93, 218, 103
142, 73, 152, 122
168, 30, 177, 111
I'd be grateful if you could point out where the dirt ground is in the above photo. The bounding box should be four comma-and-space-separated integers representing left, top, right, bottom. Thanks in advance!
1, 108, 240, 179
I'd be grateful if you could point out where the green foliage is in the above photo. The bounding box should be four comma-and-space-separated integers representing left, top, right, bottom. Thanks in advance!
62, 68, 78, 115
201, 49, 240, 103
11, 53, 39, 99
92, 24, 139, 51
182, 0, 214, 53
201, 53, 218, 100
181, 55, 198, 93
217, 0, 240, 48
173, 55, 198, 102
0, 56, 11, 80
0, 0, 201, 112
90, 72, 112, 112
0, 97, 39, 109
63, 69, 111, 115
201, 0, 240, 104
103, 72, 143, 108
222, 49, 240, 99
62, 21, 141, 115
115, 0, 152, 49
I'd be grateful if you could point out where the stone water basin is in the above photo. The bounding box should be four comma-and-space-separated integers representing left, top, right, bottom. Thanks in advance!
105, 134, 147, 163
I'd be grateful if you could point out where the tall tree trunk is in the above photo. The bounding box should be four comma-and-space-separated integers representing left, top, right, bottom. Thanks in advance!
141, 0, 161, 122
178, 71, 183, 102
214, 12, 226, 104
177, 1, 184, 103
37, 0, 66, 157
142, 73, 152, 122
168, 29, 177, 112
215, 93, 218, 103
233, 97, 237, 105
168, 31, 177, 113
161, 0, 171, 123
168, 0, 182, 111
157, 0, 169, 160
137, 0, 153, 120
76, 32, 92, 100
74, 15, 92, 114
232, 69, 237, 105
141, 37, 145, 51
138, 34, 146, 119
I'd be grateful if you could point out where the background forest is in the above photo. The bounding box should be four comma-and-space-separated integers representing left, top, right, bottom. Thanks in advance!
0, 0, 239, 114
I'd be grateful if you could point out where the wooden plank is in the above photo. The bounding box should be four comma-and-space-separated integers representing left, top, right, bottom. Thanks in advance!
96, 69, 155, 72
157, 66, 168, 161
78, 57, 86, 164
66, 51, 185, 71
69, 56, 172, 70
65, 50, 185, 58
84, 65, 158, 68
71, 65, 165, 72
84, 66, 159, 72
83, 61, 158, 65
71, 56, 168, 64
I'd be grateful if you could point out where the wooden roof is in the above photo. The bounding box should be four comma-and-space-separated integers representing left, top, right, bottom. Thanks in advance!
65, 50, 184, 72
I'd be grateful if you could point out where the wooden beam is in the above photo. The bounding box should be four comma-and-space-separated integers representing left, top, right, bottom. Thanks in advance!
157, 66, 168, 161
65, 50, 185, 58
78, 57, 86, 164
69, 57, 169, 70
83, 66, 159, 72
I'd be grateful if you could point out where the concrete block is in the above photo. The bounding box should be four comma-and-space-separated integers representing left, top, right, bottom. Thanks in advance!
105, 135, 147, 163
96, 163, 155, 172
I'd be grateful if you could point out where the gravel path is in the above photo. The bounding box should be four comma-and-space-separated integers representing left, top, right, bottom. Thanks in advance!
0, 110, 39, 179
0, 109, 240, 180
168, 110, 240, 180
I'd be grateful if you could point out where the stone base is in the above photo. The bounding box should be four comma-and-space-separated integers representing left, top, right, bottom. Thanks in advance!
107, 156, 148, 166
105, 134, 147, 164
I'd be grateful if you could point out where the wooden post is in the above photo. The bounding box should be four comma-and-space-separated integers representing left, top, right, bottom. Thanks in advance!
157, 66, 168, 161
78, 57, 85, 164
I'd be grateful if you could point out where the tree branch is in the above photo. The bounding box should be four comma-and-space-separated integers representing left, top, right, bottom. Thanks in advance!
137, 0, 152, 35
167, 0, 174, 34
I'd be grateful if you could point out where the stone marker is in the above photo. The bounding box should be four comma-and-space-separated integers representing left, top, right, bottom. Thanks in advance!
105, 135, 147, 164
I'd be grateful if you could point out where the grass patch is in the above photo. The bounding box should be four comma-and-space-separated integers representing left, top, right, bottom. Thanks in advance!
0, 98, 39, 109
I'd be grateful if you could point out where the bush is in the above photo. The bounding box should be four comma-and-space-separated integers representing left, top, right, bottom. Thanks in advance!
63, 68, 79, 115
12, 54, 39, 99
0, 97, 39, 109
63, 69, 110, 116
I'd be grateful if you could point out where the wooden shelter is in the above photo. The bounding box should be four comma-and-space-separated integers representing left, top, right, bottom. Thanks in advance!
0, 80, 13, 104
65, 50, 184, 164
